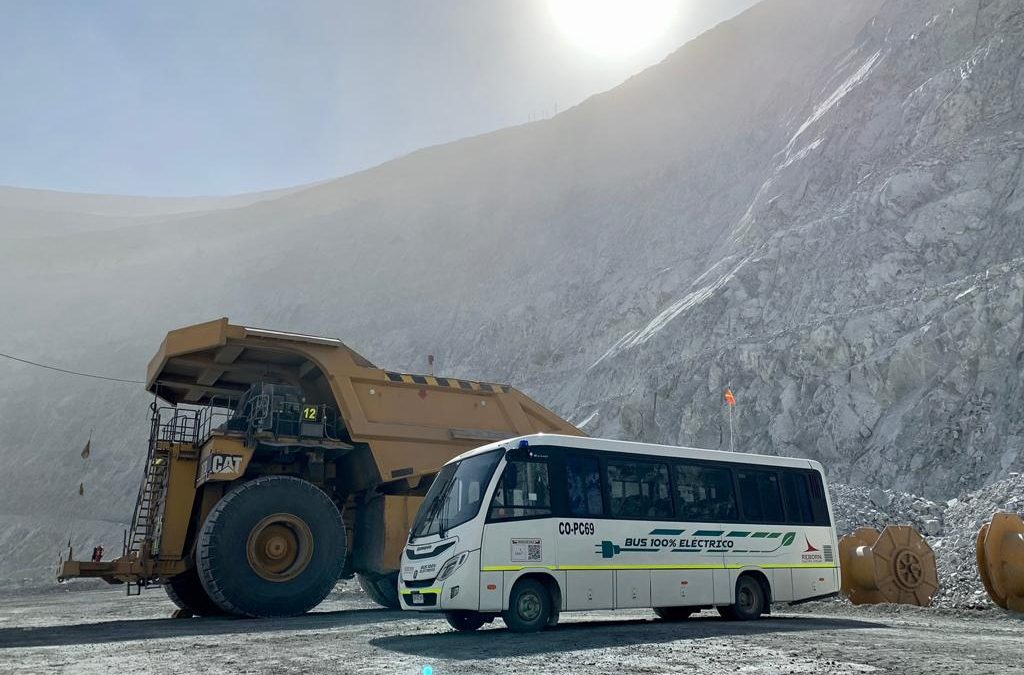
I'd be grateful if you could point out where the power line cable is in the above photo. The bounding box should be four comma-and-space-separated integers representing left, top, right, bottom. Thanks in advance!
0, 351, 144, 384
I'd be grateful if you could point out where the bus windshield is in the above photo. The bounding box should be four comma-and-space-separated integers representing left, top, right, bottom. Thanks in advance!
411, 449, 502, 539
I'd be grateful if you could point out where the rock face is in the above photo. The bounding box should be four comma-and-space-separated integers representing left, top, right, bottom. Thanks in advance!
569, 0, 1024, 500
1, 0, 1022, 587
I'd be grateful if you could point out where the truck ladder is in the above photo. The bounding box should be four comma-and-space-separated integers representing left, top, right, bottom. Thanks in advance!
125, 407, 175, 567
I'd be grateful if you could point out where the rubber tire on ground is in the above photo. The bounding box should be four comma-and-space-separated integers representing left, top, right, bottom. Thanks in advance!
654, 606, 694, 621
357, 571, 401, 609
502, 578, 552, 633
197, 475, 347, 618
164, 567, 226, 617
717, 575, 765, 621
445, 611, 487, 632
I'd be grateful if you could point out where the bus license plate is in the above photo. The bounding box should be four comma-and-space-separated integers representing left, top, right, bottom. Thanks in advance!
411, 593, 424, 605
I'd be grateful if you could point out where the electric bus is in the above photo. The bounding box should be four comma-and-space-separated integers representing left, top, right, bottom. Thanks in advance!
399, 434, 838, 632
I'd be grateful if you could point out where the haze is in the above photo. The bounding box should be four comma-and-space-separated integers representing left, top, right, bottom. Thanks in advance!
0, 0, 756, 197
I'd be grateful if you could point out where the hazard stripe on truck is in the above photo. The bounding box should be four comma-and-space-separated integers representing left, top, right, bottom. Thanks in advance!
384, 371, 511, 393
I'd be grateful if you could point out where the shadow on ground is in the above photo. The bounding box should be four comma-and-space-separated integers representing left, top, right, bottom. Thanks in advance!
371, 615, 889, 660
0, 607, 419, 649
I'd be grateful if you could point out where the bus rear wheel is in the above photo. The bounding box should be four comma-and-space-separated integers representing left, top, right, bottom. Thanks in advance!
654, 606, 694, 621
718, 575, 766, 621
197, 476, 347, 617
446, 611, 487, 632
357, 571, 401, 609
502, 578, 552, 633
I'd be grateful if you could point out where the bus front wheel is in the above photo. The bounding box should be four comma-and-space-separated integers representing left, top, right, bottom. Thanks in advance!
718, 575, 766, 621
503, 578, 552, 633
445, 611, 487, 632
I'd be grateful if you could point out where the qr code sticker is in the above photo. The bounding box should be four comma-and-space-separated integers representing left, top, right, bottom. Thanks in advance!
511, 538, 542, 562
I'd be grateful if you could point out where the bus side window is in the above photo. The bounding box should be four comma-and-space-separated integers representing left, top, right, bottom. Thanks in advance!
780, 471, 815, 524
488, 460, 552, 521
674, 463, 738, 522
606, 460, 672, 519
565, 454, 603, 517
736, 469, 785, 523
807, 471, 831, 526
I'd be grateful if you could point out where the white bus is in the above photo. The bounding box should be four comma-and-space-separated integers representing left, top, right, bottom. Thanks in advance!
399, 434, 838, 632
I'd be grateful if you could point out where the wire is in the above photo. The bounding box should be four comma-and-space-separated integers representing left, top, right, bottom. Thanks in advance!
0, 351, 144, 384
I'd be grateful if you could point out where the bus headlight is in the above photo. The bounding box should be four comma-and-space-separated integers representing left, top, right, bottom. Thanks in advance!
437, 551, 470, 581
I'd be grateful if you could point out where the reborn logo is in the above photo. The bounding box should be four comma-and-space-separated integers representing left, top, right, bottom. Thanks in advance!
801, 535, 824, 562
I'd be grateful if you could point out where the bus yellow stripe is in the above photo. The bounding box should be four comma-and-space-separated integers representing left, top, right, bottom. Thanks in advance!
480, 563, 837, 572
757, 563, 837, 569
559, 564, 724, 570
400, 588, 441, 595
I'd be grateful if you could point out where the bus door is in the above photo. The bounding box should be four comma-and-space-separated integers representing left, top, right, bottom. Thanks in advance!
558, 452, 615, 611
480, 448, 558, 612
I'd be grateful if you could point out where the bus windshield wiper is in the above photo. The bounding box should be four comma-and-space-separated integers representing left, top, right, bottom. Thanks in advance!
417, 472, 457, 538
434, 473, 459, 538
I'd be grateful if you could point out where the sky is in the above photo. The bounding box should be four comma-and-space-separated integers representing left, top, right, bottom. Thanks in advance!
0, 0, 758, 197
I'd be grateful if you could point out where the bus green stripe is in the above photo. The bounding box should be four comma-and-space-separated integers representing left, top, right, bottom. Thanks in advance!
692, 529, 724, 537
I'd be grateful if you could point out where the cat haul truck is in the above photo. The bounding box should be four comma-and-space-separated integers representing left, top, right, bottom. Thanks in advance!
58, 318, 582, 617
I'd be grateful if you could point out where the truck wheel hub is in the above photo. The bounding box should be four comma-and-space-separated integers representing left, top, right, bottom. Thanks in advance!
247, 513, 314, 582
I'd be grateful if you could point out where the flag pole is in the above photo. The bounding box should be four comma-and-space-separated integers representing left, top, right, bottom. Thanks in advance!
728, 403, 735, 452
724, 388, 736, 452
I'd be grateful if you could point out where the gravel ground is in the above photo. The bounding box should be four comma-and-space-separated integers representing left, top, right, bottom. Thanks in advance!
1, 584, 1022, 675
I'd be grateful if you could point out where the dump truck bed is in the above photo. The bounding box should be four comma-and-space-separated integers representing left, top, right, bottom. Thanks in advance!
146, 317, 582, 485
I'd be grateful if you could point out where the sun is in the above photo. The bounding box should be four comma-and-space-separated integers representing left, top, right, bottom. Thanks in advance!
547, 0, 678, 59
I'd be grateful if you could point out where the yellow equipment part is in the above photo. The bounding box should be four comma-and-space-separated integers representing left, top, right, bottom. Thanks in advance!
839, 525, 938, 606
976, 511, 1024, 613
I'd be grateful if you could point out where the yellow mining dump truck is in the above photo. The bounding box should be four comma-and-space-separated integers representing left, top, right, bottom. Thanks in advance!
58, 318, 581, 617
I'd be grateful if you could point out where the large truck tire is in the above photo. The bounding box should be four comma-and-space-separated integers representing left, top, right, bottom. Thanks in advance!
164, 567, 225, 617
197, 475, 346, 617
357, 571, 401, 609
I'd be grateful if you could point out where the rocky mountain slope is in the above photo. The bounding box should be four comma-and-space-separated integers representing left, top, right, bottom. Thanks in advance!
1, 0, 1022, 587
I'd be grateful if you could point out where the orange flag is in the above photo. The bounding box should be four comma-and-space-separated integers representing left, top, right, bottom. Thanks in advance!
724, 388, 737, 406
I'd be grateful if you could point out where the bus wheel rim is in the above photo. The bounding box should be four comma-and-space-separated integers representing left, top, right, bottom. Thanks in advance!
518, 591, 542, 621
246, 513, 315, 582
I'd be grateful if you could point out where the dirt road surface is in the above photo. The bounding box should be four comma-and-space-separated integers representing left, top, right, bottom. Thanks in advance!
1, 584, 1021, 674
